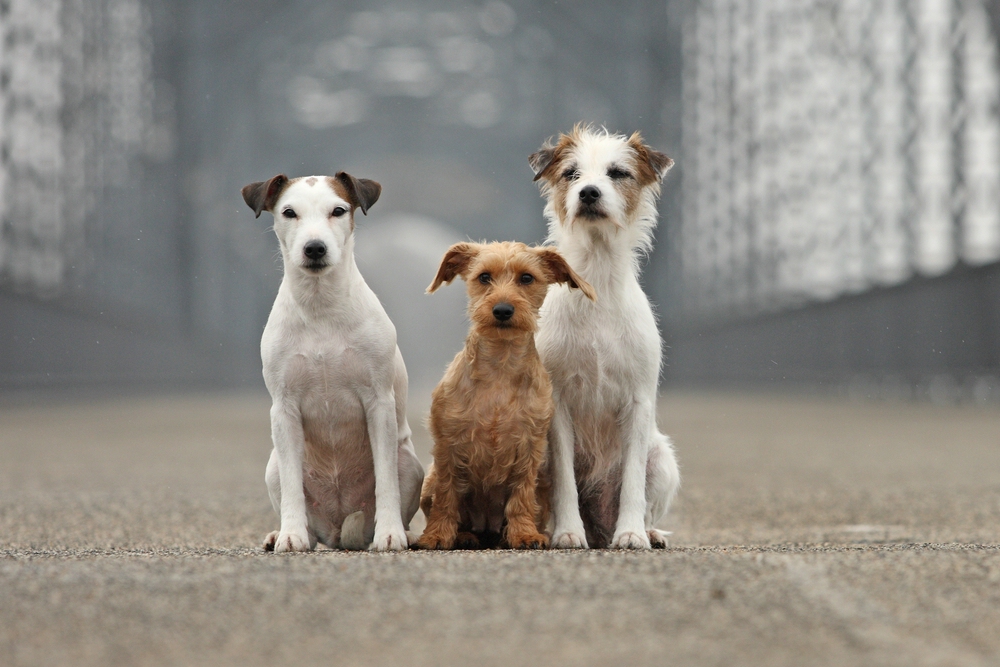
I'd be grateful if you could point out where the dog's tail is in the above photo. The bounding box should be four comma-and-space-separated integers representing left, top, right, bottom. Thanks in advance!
340, 511, 369, 550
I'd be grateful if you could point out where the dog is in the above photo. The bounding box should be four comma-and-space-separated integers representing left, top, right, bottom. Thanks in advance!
529, 125, 681, 549
416, 241, 595, 550
241, 172, 423, 552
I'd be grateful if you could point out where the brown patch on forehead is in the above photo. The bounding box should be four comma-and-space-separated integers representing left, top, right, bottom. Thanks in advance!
324, 176, 355, 229
305, 177, 318, 186
327, 176, 352, 204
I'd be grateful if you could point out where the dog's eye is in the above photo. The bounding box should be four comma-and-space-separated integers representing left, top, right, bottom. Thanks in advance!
562, 168, 579, 181
607, 167, 631, 180
519, 273, 535, 285
331, 207, 347, 217
478, 273, 491, 284
282, 208, 297, 219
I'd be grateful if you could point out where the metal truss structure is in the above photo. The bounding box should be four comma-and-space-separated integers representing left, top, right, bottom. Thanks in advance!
0, 0, 170, 294
680, 0, 1000, 327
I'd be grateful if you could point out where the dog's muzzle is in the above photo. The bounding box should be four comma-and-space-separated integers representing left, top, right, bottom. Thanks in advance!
580, 185, 601, 204
492, 302, 514, 324
577, 185, 606, 219
303, 240, 327, 271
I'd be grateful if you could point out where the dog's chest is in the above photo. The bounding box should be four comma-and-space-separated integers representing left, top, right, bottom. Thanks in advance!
542, 324, 640, 395
280, 335, 367, 405
433, 371, 550, 468
539, 289, 659, 399
457, 384, 548, 485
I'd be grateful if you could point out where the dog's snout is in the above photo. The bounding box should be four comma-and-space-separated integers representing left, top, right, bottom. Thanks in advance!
492, 303, 515, 322
303, 241, 327, 260
579, 185, 601, 204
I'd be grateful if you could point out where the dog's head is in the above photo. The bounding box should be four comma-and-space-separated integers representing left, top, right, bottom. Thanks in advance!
529, 125, 672, 246
241, 173, 381, 275
427, 241, 595, 336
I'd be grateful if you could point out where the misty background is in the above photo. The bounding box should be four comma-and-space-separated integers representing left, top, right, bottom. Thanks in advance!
1, 0, 998, 402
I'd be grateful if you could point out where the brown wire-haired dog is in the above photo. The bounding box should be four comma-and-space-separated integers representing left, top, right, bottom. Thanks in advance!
417, 241, 595, 550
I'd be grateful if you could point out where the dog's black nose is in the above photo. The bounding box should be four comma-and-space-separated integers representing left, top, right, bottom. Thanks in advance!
303, 241, 327, 260
579, 185, 601, 204
492, 303, 514, 321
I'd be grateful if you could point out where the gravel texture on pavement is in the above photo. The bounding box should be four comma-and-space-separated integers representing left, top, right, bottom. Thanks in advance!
1, 390, 998, 666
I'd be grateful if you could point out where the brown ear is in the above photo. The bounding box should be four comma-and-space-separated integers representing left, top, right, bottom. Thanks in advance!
646, 149, 674, 180
241, 174, 290, 218
529, 140, 559, 182
335, 172, 381, 215
427, 242, 479, 293
536, 248, 596, 301
628, 132, 674, 183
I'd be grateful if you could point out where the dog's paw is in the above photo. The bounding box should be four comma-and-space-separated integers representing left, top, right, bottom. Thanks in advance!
370, 527, 408, 552
508, 532, 549, 550
648, 529, 671, 549
611, 530, 652, 550
455, 532, 481, 549
415, 532, 455, 550
262, 531, 279, 552
271, 530, 312, 553
551, 530, 589, 549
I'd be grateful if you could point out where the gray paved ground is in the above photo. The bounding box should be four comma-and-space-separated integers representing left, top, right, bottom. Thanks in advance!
1, 390, 999, 666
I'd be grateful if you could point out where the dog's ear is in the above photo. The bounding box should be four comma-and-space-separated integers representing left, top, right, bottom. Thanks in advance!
242, 174, 289, 218
529, 139, 561, 183
647, 149, 674, 180
536, 248, 596, 301
628, 132, 674, 183
428, 242, 479, 293
335, 172, 381, 216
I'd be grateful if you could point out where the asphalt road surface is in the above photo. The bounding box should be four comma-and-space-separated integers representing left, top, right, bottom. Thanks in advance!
1, 390, 999, 666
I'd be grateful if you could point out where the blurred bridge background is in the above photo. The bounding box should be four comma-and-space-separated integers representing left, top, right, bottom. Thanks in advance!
3, 7, 1000, 663
1, 0, 998, 401
674, 0, 1000, 399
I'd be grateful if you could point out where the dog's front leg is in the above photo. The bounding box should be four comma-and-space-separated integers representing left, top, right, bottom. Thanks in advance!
549, 400, 589, 548
269, 401, 313, 552
416, 459, 461, 550
365, 392, 408, 551
504, 466, 549, 550
611, 398, 654, 549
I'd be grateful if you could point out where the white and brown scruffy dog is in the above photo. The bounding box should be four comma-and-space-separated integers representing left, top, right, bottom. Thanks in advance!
242, 172, 423, 552
417, 241, 595, 550
529, 125, 681, 549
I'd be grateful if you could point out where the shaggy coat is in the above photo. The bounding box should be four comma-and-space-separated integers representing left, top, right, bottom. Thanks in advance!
530, 125, 681, 549
418, 241, 594, 550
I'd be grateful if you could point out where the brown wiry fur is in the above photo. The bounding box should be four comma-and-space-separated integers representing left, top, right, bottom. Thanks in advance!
417, 242, 594, 550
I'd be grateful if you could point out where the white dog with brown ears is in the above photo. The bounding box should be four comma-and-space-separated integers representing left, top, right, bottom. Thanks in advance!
529, 125, 680, 549
242, 172, 423, 552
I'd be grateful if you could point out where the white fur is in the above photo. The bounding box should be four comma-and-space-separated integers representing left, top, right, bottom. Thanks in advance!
259, 176, 423, 552
534, 129, 680, 549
